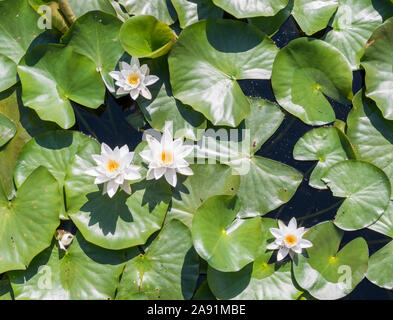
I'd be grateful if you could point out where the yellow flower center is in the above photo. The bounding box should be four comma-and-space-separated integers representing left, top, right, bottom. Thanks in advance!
128, 73, 140, 86
160, 150, 173, 164
285, 234, 297, 246
107, 160, 119, 173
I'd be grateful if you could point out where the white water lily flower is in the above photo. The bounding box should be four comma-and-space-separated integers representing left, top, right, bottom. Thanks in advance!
267, 217, 313, 261
86, 143, 142, 198
139, 129, 194, 187
109, 56, 159, 100
57, 230, 74, 251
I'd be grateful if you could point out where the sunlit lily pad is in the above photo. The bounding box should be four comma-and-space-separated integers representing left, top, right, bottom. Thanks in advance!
361, 17, 393, 120
116, 220, 199, 299
18, 44, 105, 129
0, 54, 17, 92
0, 113, 17, 147
212, 0, 289, 18
368, 202, 393, 237
208, 218, 302, 300
0, 167, 61, 274
67, 0, 117, 18
293, 127, 349, 189
293, 221, 368, 300
192, 196, 262, 272
272, 38, 353, 125
120, 15, 176, 59
8, 233, 127, 300
367, 237, 393, 289
322, 160, 391, 230
169, 19, 278, 127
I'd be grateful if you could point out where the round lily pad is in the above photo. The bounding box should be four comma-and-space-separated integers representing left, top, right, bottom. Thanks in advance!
192, 195, 262, 272
271, 38, 353, 125
293, 127, 349, 189
292, 221, 368, 300
168, 19, 278, 127
207, 218, 302, 300
0, 113, 17, 147
116, 220, 200, 300
367, 239, 393, 289
8, 233, 127, 300
17, 44, 105, 129
120, 15, 176, 59
361, 17, 393, 120
212, 0, 289, 18
322, 160, 391, 230
0, 167, 61, 274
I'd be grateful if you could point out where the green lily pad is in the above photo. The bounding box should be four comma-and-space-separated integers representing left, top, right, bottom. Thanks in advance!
120, 15, 176, 59
293, 127, 349, 189
8, 233, 127, 300
0, 113, 17, 147
0, 54, 17, 92
171, 0, 223, 28
272, 38, 353, 125
167, 164, 240, 229
292, 0, 339, 35
18, 44, 105, 129
65, 151, 171, 250
14, 130, 99, 219
212, 0, 289, 18
323, 0, 383, 70
118, 0, 177, 25
116, 220, 200, 300
62, 11, 124, 93
368, 201, 393, 237
137, 56, 207, 141
168, 19, 278, 127
361, 17, 393, 120
322, 160, 391, 230
347, 91, 393, 198
0, 166, 61, 274
293, 221, 368, 300
67, 0, 117, 18
367, 239, 393, 289
208, 218, 302, 300
192, 196, 262, 272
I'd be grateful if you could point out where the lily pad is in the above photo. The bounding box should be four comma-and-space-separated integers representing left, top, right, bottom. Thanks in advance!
347, 91, 393, 198
323, 0, 383, 70
116, 220, 199, 300
65, 151, 171, 250
367, 239, 393, 289
67, 0, 117, 18
293, 127, 349, 189
0, 113, 17, 147
8, 233, 127, 300
208, 218, 302, 300
212, 0, 289, 18
171, 0, 223, 28
322, 160, 391, 231
368, 201, 393, 237
0, 166, 61, 274
0, 54, 17, 92
120, 15, 176, 59
118, 0, 177, 25
17, 44, 105, 129
292, 221, 368, 300
292, 0, 339, 35
192, 196, 262, 272
361, 17, 393, 120
272, 38, 353, 125
168, 19, 278, 127
62, 11, 124, 93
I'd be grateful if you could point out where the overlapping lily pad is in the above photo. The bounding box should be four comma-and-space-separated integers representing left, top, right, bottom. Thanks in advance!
272, 38, 353, 125
361, 17, 393, 120
208, 218, 302, 300
0, 55, 17, 92
116, 220, 199, 299
8, 233, 127, 300
67, 0, 117, 18
192, 196, 262, 272
0, 113, 17, 147
0, 167, 61, 274
322, 160, 391, 230
212, 0, 289, 18
168, 19, 278, 127
368, 201, 393, 237
17, 44, 105, 129
293, 221, 368, 300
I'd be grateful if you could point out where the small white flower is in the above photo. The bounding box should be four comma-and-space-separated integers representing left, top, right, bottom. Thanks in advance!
139, 129, 194, 187
266, 217, 313, 261
86, 143, 142, 198
57, 230, 74, 251
109, 56, 159, 100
